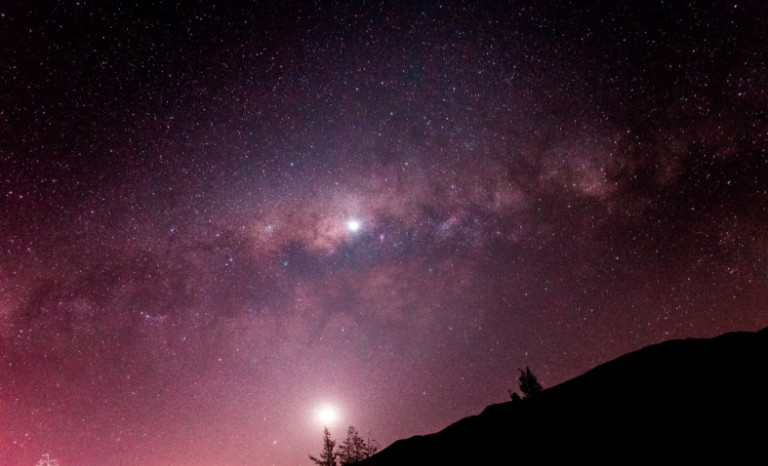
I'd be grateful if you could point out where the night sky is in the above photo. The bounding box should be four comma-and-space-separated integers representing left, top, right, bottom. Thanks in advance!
2, 1, 768, 465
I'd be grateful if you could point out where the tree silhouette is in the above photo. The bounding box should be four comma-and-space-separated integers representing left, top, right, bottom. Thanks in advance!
338, 426, 378, 465
518, 366, 543, 398
310, 427, 338, 466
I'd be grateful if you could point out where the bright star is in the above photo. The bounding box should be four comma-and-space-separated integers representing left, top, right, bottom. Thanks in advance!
346, 219, 361, 232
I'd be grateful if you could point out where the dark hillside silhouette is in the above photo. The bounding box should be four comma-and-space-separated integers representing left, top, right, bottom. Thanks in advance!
355, 328, 768, 465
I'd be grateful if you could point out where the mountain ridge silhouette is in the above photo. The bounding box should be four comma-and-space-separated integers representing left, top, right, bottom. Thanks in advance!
355, 328, 768, 464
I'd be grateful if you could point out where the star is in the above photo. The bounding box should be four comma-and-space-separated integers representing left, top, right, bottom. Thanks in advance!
346, 219, 361, 233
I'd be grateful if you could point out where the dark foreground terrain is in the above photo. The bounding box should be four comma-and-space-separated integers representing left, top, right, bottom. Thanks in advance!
357, 328, 768, 464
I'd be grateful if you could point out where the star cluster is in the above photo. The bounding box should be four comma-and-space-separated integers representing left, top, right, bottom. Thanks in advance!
2, 1, 767, 465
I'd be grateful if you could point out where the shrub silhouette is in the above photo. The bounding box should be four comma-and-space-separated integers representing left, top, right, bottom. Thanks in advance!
518, 366, 543, 398
510, 366, 543, 400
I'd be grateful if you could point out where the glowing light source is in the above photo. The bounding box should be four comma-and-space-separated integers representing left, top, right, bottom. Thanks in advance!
346, 219, 361, 232
316, 404, 338, 425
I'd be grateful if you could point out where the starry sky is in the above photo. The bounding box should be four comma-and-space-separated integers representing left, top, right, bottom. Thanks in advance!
2, 1, 767, 465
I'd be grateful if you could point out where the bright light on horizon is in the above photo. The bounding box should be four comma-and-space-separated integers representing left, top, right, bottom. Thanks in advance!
316, 404, 339, 425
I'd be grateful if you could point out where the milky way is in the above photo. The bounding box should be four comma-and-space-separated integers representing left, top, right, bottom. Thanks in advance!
2, 2, 768, 465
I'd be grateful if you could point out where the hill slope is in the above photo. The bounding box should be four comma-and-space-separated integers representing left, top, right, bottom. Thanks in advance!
357, 328, 768, 464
